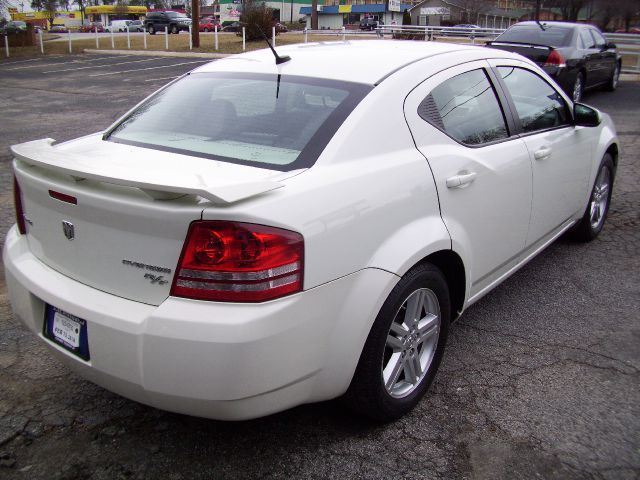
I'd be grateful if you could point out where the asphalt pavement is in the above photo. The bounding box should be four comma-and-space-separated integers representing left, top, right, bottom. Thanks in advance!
0, 53, 638, 480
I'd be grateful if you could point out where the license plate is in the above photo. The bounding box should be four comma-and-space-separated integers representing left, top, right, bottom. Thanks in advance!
43, 305, 90, 361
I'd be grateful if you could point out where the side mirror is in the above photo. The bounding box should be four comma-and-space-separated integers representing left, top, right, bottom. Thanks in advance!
574, 103, 601, 127
605, 42, 616, 50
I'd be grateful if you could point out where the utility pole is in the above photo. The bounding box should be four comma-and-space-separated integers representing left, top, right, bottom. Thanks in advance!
192, 0, 200, 48
311, 0, 318, 29
535, 0, 541, 21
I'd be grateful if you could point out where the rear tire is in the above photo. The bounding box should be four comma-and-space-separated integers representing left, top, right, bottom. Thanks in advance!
148, 25, 155, 35
570, 154, 614, 242
171, 25, 179, 34
344, 263, 450, 422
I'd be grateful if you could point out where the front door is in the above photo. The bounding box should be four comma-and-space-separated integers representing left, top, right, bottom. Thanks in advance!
404, 61, 533, 299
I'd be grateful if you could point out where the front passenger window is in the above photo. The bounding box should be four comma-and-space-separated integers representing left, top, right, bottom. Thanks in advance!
497, 67, 570, 133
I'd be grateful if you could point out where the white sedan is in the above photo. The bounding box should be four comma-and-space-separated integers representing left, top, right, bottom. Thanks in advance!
4, 40, 618, 421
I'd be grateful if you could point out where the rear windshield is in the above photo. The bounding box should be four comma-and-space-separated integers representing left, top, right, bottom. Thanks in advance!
107, 72, 371, 171
495, 24, 574, 47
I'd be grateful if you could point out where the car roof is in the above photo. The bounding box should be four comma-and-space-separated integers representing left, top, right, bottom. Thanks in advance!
195, 40, 505, 85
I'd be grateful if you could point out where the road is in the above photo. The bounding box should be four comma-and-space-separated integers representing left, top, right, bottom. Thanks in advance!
0, 53, 638, 480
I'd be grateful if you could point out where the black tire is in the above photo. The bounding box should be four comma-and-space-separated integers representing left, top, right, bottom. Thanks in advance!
344, 263, 450, 422
570, 154, 614, 242
605, 62, 620, 92
203, 27, 209, 32
572, 72, 584, 103
171, 25, 179, 34
148, 25, 155, 35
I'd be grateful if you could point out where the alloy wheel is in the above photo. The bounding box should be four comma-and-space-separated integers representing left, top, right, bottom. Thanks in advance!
589, 166, 611, 230
383, 288, 441, 398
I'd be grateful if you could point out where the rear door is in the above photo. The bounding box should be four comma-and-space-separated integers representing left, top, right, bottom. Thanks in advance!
490, 60, 593, 247
577, 28, 602, 87
589, 28, 617, 84
404, 61, 532, 299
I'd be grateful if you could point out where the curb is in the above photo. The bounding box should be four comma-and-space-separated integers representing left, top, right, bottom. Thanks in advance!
83, 49, 231, 59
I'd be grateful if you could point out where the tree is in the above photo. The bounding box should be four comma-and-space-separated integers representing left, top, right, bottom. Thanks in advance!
43, 0, 59, 27
544, 0, 586, 22
30, 0, 44, 11
240, 0, 275, 41
402, 8, 411, 25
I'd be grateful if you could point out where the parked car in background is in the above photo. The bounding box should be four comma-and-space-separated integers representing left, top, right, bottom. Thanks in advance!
128, 20, 145, 32
221, 21, 241, 32
614, 27, 640, 34
359, 18, 381, 31
0, 21, 27, 34
79, 22, 105, 33
144, 11, 192, 34
105, 20, 133, 32
442, 24, 489, 37
487, 21, 620, 102
199, 20, 220, 32
6, 41, 618, 422
49, 25, 69, 34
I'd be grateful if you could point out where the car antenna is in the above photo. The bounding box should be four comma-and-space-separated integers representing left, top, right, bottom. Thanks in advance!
536, 20, 546, 31
256, 25, 291, 65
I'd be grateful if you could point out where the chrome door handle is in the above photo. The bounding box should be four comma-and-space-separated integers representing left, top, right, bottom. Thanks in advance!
446, 171, 476, 188
534, 146, 552, 160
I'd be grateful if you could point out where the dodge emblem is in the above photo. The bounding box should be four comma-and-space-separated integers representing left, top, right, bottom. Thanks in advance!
62, 221, 74, 241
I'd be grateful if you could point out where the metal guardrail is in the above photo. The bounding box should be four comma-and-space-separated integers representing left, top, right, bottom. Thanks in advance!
605, 33, 640, 74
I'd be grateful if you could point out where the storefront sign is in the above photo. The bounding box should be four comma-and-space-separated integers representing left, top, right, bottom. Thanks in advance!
388, 0, 401, 12
420, 7, 450, 15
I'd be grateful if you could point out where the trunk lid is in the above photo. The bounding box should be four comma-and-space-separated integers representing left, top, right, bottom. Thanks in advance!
13, 135, 295, 306
486, 41, 553, 65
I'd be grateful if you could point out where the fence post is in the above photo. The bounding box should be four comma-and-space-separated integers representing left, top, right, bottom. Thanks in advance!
95, 27, 99, 48
304, 28, 308, 43
4, 35, 8, 58
126, 26, 131, 49
143, 26, 147, 49
68, 30, 72, 53
214, 25, 218, 50
39, 28, 44, 54
165, 26, 169, 50
342, 26, 346, 41
242, 27, 246, 51
111, 28, 114, 49
189, 25, 192, 50
272, 26, 276, 47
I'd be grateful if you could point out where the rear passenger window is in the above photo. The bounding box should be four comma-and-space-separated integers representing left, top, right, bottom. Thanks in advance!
579, 29, 595, 49
418, 69, 508, 145
498, 66, 570, 133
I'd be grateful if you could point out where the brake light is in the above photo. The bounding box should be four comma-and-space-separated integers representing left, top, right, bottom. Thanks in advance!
171, 221, 304, 302
544, 50, 566, 68
13, 176, 26, 235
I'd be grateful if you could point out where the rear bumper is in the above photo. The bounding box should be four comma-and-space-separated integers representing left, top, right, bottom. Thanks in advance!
3, 226, 397, 420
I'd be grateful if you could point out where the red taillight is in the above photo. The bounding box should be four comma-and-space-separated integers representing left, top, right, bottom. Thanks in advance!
544, 50, 566, 68
13, 176, 26, 235
171, 221, 304, 302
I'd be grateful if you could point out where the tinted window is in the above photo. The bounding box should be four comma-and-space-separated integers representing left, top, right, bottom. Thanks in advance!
498, 67, 570, 133
418, 69, 508, 145
579, 29, 595, 48
496, 24, 574, 47
107, 73, 370, 171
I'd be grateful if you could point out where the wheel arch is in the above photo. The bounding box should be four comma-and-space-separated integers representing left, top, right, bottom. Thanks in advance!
416, 249, 466, 321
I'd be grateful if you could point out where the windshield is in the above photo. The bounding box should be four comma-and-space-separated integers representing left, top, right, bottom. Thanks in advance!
495, 24, 574, 47
107, 73, 371, 171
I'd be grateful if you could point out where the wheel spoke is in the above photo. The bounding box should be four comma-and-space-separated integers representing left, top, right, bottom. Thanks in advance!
404, 354, 421, 384
389, 321, 409, 337
403, 290, 425, 326
386, 334, 404, 351
590, 201, 598, 223
383, 353, 404, 390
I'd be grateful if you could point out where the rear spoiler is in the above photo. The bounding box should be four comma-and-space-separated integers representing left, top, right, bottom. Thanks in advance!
11, 138, 283, 204
485, 40, 553, 51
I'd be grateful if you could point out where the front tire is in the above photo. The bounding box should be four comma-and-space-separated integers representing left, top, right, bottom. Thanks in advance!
171, 25, 179, 34
570, 154, 614, 242
148, 25, 155, 35
345, 263, 450, 422
572, 72, 584, 102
